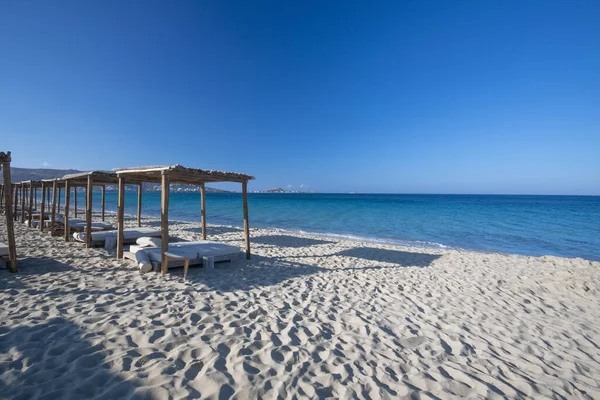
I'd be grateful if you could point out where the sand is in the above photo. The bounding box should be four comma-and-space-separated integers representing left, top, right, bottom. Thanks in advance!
1, 213, 599, 399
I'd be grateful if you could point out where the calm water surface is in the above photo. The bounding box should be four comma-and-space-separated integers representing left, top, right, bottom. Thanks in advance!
65, 192, 600, 261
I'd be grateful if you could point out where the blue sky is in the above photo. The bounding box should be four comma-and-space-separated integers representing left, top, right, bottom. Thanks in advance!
1, 1, 599, 194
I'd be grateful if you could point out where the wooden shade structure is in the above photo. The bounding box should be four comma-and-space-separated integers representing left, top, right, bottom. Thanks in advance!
1, 151, 17, 272
19, 180, 43, 228
113, 165, 254, 274
61, 171, 126, 247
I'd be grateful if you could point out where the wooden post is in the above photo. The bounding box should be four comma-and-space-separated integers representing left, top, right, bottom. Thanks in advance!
242, 180, 251, 259
160, 171, 170, 275
34, 187, 37, 210
116, 177, 125, 259
14, 184, 19, 221
28, 183, 34, 227
20, 183, 25, 223
200, 183, 207, 240
57, 186, 61, 213
39, 181, 46, 231
64, 181, 70, 241
51, 180, 57, 235
2, 155, 17, 272
74, 187, 78, 218
0, 184, 4, 211
101, 185, 106, 221
137, 183, 142, 227
86, 175, 93, 248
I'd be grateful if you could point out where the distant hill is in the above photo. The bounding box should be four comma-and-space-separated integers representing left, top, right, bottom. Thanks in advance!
1, 167, 233, 193
6, 167, 82, 182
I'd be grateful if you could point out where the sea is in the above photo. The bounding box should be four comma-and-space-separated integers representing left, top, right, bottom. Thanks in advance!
64, 192, 600, 261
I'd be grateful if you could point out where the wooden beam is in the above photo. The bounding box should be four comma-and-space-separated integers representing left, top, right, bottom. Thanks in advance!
74, 187, 78, 218
117, 177, 125, 259
242, 180, 251, 259
2, 157, 17, 272
28, 183, 34, 227
200, 183, 207, 240
160, 171, 170, 275
137, 183, 142, 227
14, 184, 19, 221
101, 185, 106, 221
39, 180, 46, 231
20, 183, 25, 223
64, 181, 70, 241
51, 180, 57, 235
86, 175, 93, 248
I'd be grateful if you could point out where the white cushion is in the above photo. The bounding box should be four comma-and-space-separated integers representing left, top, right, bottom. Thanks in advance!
136, 237, 162, 248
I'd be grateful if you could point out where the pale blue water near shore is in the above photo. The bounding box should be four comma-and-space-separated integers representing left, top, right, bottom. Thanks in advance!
63, 192, 600, 261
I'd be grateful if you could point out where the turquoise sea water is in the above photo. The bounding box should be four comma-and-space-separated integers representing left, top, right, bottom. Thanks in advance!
64, 192, 600, 261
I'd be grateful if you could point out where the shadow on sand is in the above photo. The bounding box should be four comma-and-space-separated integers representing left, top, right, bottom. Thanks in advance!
252, 234, 333, 248
0, 318, 165, 399
336, 247, 441, 267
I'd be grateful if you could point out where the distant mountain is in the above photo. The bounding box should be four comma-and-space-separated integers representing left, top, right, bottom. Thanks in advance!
1, 167, 233, 193
6, 167, 82, 182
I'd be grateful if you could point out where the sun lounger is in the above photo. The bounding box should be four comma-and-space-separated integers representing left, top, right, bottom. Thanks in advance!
129, 240, 242, 273
0, 243, 8, 269
72, 227, 162, 248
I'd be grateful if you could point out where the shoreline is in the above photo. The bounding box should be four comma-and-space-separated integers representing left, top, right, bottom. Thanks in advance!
66, 206, 599, 262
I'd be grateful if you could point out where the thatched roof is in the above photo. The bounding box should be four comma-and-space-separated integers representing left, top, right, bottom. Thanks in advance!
113, 164, 254, 184
62, 171, 121, 185
19, 180, 44, 187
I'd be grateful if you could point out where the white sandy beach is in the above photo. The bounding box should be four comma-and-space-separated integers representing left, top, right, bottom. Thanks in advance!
1, 213, 599, 399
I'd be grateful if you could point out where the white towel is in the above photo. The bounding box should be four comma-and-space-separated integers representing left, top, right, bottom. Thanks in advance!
105, 235, 117, 249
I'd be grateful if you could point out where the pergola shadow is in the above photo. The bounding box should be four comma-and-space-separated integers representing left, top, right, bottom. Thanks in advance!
335, 247, 441, 267
253, 234, 334, 248
0, 318, 157, 399
178, 254, 327, 292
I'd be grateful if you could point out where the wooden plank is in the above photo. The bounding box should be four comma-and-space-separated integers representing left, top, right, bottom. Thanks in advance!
64, 181, 70, 241
200, 183, 207, 240
20, 183, 25, 223
2, 158, 18, 272
74, 187, 78, 218
86, 175, 93, 248
14, 184, 19, 221
137, 183, 142, 227
28, 182, 34, 227
51, 180, 57, 235
39, 180, 46, 231
101, 185, 106, 221
117, 177, 125, 259
242, 180, 251, 259
160, 171, 170, 275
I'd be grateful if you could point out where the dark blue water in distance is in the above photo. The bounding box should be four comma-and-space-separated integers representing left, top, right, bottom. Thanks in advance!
64, 192, 600, 261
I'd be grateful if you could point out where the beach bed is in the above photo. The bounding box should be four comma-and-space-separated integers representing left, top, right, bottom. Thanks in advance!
73, 227, 162, 247
128, 240, 242, 274
0, 243, 8, 269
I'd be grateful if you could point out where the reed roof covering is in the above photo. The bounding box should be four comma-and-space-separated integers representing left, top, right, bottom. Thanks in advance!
62, 171, 121, 185
113, 165, 255, 184
20, 180, 43, 187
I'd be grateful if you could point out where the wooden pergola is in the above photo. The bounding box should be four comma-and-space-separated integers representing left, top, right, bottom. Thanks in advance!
19, 180, 44, 227
61, 171, 145, 248
1, 151, 17, 272
113, 165, 254, 272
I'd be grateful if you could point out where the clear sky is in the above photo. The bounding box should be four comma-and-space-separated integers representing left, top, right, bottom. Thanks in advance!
1, 1, 599, 194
